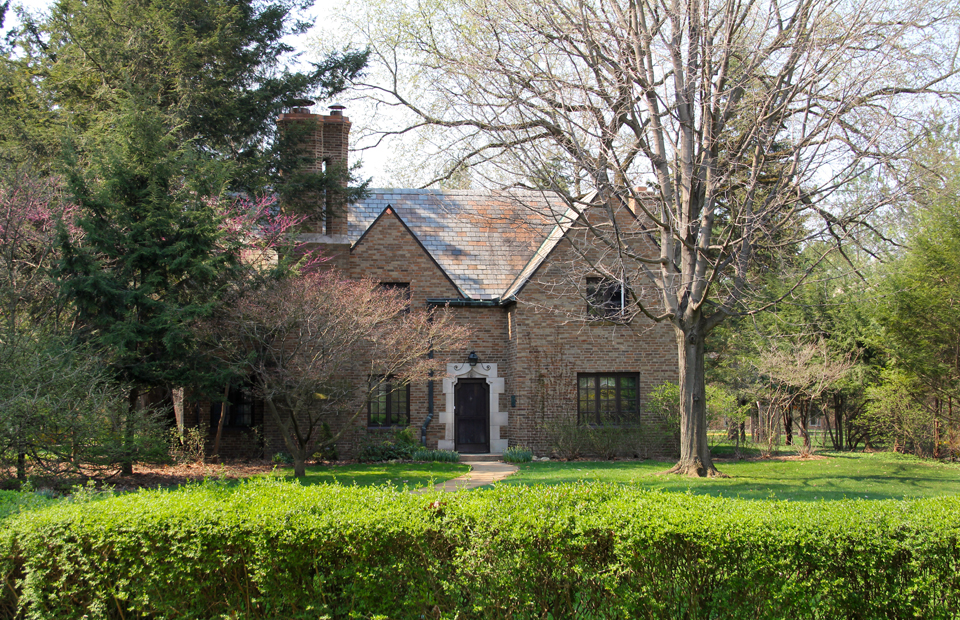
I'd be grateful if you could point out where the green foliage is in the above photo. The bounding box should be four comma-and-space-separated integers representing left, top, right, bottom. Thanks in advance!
541, 418, 656, 460
502, 445, 533, 463
863, 369, 936, 456
357, 427, 419, 461
168, 426, 207, 465
9, 0, 368, 192
271, 452, 293, 465
4, 480, 960, 618
55, 104, 237, 394
410, 448, 460, 463
0, 489, 57, 522
647, 381, 681, 427
0, 334, 168, 480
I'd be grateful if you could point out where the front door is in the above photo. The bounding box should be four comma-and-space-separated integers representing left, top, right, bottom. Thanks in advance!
455, 379, 489, 453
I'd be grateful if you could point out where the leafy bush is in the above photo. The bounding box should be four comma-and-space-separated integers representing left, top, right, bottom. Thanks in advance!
0, 337, 169, 482
357, 426, 419, 461
410, 448, 460, 463
4, 482, 960, 619
0, 489, 56, 522
540, 417, 587, 459
271, 451, 293, 465
502, 445, 533, 463
541, 419, 648, 459
168, 426, 207, 464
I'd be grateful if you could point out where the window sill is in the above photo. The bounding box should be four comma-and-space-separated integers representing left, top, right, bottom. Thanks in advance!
586, 318, 631, 326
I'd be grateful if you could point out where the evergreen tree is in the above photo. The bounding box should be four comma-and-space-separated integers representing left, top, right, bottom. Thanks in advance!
36, 0, 367, 472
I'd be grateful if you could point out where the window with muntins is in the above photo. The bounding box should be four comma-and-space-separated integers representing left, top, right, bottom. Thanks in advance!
577, 373, 639, 425
586, 277, 625, 319
210, 382, 255, 428
368, 378, 410, 427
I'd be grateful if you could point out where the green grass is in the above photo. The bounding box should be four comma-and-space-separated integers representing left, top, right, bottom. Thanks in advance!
264, 461, 470, 490
497, 452, 960, 501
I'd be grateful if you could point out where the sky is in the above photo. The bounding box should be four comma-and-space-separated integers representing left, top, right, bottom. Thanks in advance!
6, 0, 394, 185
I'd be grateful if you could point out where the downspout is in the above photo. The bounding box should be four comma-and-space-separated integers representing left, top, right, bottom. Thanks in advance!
421, 350, 435, 446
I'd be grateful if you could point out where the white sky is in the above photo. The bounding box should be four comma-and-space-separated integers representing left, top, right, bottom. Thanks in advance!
6, 0, 393, 185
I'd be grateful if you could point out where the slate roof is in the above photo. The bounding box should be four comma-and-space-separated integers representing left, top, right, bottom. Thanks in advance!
349, 189, 574, 300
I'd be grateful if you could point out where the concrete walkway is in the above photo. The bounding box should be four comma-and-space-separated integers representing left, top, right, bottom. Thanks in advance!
414, 461, 518, 493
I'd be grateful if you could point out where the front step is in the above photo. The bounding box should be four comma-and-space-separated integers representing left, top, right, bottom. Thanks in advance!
459, 453, 503, 463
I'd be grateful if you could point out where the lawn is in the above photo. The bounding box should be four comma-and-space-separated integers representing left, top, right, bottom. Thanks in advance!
265, 461, 469, 490
496, 451, 960, 501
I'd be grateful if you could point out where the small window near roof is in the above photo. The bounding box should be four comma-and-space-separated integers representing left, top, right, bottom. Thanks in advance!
379, 282, 411, 310
586, 277, 626, 319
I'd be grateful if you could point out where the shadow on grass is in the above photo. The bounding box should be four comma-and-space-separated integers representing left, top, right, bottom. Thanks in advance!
258, 462, 470, 490
496, 454, 960, 501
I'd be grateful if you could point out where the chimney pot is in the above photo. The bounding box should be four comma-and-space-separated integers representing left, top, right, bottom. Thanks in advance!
289, 98, 315, 114
329, 104, 346, 116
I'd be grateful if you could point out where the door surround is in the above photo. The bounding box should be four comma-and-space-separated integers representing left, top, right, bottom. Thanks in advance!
439, 360, 507, 453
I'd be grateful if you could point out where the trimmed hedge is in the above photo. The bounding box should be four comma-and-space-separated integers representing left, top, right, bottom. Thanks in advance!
2, 480, 960, 619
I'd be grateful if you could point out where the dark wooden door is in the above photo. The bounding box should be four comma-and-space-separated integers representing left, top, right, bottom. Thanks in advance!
455, 379, 489, 453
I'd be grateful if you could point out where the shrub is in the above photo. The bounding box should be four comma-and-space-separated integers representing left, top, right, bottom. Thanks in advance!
541, 419, 647, 460
410, 448, 460, 463
168, 426, 207, 464
4, 482, 960, 619
540, 417, 587, 459
357, 426, 418, 461
502, 445, 533, 463
271, 451, 293, 465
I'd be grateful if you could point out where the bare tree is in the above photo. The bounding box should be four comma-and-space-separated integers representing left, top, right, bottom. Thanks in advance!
331, 0, 959, 475
755, 339, 855, 455
206, 270, 469, 477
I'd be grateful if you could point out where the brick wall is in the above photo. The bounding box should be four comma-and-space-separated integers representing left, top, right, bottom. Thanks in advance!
346, 209, 509, 452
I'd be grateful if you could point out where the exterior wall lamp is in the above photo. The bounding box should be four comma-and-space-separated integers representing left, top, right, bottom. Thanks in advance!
467, 351, 479, 367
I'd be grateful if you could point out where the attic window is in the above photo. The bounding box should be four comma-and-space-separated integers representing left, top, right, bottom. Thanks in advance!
586, 277, 626, 320
379, 282, 411, 310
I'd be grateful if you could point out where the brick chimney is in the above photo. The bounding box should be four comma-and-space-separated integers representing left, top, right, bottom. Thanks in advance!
277, 102, 351, 239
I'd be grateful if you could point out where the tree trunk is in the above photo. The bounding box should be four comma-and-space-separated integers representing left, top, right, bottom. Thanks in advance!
667, 329, 724, 477
292, 453, 306, 478
784, 408, 793, 446
799, 400, 811, 451
832, 391, 844, 451
213, 383, 229, 461
122, 387, 138, 476
264, 397, 309, 478
16, 452, 25, 481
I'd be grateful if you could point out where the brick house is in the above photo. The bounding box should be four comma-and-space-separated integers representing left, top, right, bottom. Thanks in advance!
191, 106, 679, 459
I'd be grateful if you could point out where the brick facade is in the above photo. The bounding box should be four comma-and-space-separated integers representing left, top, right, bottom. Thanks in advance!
196, 107, 679, 460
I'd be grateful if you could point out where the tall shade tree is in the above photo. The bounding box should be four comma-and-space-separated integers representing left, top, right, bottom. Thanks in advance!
334, 0, 960, 475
